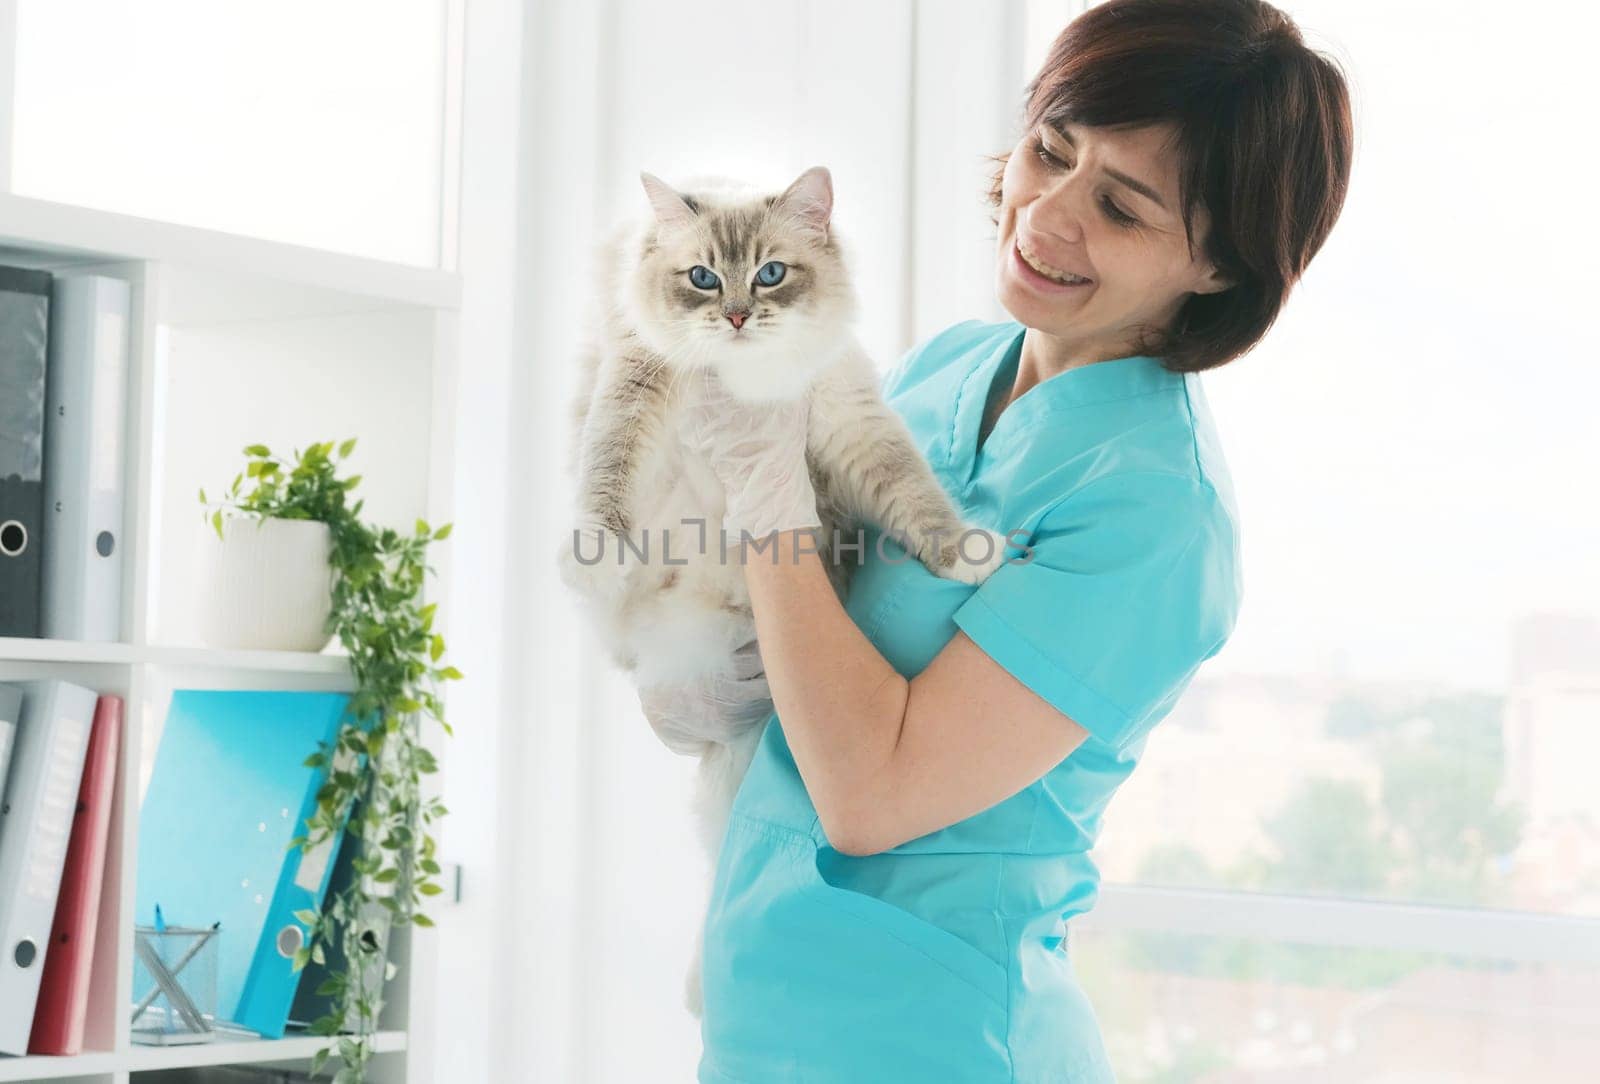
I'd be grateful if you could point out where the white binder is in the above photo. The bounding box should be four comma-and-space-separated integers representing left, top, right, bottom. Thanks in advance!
0, 686, 19, 815
41, 274, 132, 642
0, 679, 97, 1054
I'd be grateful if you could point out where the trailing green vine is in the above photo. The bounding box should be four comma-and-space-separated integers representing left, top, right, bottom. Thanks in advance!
199, 438, 459, 1083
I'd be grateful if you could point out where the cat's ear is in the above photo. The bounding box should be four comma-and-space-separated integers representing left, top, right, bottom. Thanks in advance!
773, 166, 833, 239
640, 171, 697, 228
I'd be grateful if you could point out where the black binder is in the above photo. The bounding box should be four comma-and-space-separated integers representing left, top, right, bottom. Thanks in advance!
0, 265, 53, 638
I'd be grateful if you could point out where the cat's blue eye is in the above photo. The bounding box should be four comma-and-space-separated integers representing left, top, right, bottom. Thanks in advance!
754, 261, 787, 287
688, 265, 720, 290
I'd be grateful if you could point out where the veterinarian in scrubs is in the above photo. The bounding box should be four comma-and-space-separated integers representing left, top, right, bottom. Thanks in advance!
650, 2, 1353, 1079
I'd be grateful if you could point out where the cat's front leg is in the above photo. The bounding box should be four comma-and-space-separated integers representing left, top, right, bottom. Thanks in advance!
807, 350, 1010, 585
557, 349, 674, 599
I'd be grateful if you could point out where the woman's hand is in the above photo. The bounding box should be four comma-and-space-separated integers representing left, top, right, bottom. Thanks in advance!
675, 368, 821, 539
637, 639, 775, 755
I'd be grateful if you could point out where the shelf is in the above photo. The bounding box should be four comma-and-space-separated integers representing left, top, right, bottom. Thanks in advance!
0, 1030, 408, 1082
139, 645, 352, 677
0, 192, 459, 312
0, 129, 454, 1078
0, 639, 138, 666
0, 639, 352, 677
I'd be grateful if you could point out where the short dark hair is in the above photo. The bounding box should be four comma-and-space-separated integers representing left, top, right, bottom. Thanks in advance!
989, 0, 1354, 372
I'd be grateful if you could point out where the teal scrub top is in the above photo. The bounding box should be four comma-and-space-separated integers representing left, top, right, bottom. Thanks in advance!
697, 319, 1243, 1084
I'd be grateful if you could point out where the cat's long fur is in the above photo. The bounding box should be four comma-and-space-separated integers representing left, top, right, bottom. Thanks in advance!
556, 167, 1005, 1017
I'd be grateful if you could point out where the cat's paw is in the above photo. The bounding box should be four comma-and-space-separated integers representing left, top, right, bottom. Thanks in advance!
555, 520, 628, 599
930, 527, 1013, 585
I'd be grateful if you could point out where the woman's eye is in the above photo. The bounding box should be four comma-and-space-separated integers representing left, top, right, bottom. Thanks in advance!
1100, 197, 1137, 227
688, 265, 720, 290
1033, 137, 1067, 170
754, 260, 787, 287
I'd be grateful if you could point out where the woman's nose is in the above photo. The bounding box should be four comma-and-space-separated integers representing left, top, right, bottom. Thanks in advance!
1029, 175, 1089, 245
1025, 199, 1085, 249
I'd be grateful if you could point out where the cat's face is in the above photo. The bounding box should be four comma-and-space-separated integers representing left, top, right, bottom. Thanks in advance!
624, 167, 858, 401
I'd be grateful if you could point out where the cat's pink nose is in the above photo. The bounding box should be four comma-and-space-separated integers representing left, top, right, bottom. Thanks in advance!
726, 312, 748, 330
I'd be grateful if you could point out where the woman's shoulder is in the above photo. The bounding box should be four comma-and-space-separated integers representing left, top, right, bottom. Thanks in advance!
879, 318, 1019, 400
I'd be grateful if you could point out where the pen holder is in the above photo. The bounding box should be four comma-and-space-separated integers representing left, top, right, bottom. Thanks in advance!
131, 924, 220, 1045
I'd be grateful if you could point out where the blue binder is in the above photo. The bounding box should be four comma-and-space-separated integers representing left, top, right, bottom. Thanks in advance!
135, 690, 366, 1038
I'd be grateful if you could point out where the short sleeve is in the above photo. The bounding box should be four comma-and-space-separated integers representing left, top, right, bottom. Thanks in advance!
950, 471, 1241, 754
878, 341, 922, 399
879, 319, 988, 400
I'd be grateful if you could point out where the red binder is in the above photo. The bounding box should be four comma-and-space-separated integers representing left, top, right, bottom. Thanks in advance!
27, 694, 122, 1055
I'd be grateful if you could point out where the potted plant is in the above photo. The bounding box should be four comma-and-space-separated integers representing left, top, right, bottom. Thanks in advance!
190, 513, 336, 651
199, 439, 459, 1083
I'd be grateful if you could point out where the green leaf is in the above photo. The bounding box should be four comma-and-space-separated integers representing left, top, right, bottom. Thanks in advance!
311, 1047, 330, 1076
419, 882, 444, 896
415, 518, 429, 537
438, 666, 463, 681
294, 908, 320, 925
432, 523, 453, 541
244, 443, 270, 457
430, 634, 443, 662
411, 911, 435, 928
339, 438, 357, 458
374, 868, 401, 883
292, 946, 311, 972
198, 486, 206, 505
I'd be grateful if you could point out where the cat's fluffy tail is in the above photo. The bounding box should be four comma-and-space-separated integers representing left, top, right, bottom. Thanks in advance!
683, 724, 767, 1019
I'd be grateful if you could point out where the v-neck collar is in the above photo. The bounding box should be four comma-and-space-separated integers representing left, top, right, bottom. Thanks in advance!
947, 322, 1184, 484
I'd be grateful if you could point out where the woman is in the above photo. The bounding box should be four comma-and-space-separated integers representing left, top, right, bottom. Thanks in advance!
650, 0, 1353, 1079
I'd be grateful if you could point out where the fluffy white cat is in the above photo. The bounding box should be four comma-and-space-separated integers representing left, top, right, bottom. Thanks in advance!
557, 165, 1006, 1016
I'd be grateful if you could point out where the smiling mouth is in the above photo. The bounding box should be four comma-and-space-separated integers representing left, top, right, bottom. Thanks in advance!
1016, 238, 1092, 286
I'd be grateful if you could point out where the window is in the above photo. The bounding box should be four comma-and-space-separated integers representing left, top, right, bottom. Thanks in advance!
1020, 3, 1600, 1078
10, 0, 456, 267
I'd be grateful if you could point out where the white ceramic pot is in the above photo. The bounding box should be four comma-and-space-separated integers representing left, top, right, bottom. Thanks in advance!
192, 517, 336, 651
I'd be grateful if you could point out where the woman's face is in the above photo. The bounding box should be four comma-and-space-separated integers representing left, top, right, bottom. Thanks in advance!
995, 119, 1228, 361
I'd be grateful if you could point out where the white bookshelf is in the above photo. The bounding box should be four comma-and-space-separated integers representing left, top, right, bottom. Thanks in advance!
0, 196, 459, 1084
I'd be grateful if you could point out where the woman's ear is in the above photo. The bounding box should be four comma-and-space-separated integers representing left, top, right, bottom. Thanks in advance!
1192, 258, 1233, 296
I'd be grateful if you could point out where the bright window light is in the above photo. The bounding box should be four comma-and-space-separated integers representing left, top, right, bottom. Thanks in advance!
10, 0, 449, 267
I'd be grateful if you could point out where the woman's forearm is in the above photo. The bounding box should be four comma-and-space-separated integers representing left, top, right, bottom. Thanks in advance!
740, 527, 908, 847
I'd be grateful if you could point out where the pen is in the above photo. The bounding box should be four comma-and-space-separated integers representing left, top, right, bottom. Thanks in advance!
130, 921, 221, 1026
